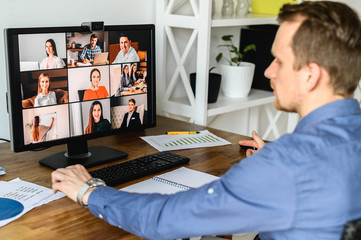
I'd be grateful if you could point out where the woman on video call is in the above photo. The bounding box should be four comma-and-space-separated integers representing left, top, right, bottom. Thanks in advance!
114, 64, 134, 96
32, 116, 54, 142
39, 39, 66, 70
130, 63, 141, 83
83, 68, 109, 101
84, 101, 111, 134
34, 73, 57, 107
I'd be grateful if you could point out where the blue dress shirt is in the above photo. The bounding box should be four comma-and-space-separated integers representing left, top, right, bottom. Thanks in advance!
88, 99, 361, 240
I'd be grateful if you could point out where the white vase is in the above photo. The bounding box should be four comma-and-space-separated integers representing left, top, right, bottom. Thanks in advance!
236, 0, 249, 17
219, 62, 255, 98
222, 0, 234, 17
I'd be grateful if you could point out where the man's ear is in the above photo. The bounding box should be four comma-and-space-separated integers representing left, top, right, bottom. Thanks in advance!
305, 62, 322, 92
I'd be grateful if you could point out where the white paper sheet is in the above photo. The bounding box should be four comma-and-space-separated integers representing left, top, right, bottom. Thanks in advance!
140, 130, 231, 151
0, 178, 65, 227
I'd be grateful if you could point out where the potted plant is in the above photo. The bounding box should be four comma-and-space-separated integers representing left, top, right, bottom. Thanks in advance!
216, 35, 256, 98
190, 67, 222, 104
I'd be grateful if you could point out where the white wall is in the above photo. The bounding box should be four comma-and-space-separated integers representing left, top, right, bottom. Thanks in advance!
0, 0, 155, 142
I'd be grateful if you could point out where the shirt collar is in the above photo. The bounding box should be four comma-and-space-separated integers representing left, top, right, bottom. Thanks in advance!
295, 99, 361, 132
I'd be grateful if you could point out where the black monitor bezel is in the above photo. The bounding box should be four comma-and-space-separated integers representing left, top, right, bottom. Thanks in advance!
5, 24, 156, 153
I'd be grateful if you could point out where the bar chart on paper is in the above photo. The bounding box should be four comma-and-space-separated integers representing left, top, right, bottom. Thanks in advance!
141, 130, 231, 151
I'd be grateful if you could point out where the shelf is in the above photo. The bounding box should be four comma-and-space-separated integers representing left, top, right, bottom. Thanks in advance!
165, 89, 274, 118
211, 13, 277, 27
207, 89, 274, 116
156, 0, 278, 126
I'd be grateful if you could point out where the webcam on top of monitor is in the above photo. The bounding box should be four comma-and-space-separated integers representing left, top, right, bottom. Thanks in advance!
81, 21, 104, 32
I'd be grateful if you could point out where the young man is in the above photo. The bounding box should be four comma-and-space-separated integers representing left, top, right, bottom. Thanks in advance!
112, 33, 140, 64
120, 98, 142, 129
80, 34, 101, 64
52, 1, 361, 239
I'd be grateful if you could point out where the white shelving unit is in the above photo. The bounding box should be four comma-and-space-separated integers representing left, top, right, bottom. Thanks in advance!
155, 0, 298, 139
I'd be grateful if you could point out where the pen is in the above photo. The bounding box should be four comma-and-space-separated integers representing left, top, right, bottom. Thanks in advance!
239, 145, 258, 151
166, 131, 200, 135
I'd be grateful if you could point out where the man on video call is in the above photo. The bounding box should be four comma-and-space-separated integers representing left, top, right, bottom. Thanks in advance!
112, 33, 139, 64
80, 34, 101, 64
120, 98, 142, 130
52, 1, 361, 239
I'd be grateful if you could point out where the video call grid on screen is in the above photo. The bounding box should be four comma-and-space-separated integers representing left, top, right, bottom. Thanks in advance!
9, 26, 154, 147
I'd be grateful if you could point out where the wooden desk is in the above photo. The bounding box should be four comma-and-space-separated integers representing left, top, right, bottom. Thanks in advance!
0, 116, 250, 239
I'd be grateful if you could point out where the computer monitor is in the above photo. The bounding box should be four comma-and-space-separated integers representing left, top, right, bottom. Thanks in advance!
5, 24, 156, 169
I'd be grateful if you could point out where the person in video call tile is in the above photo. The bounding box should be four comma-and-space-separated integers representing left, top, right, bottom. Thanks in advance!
39, 39, 66, 70
32, 116, 54, 142
34, 73, 57, 107
130, 63, 141, 83
114, 64, 135, 96
85, 101, 111, 134
112, 33, 139, 64
120, 98, 141, 130
83, 68, 109, 101
80, 34, 101, 64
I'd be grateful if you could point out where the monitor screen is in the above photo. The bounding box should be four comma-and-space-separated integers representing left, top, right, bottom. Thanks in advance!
5, 24, 156, 169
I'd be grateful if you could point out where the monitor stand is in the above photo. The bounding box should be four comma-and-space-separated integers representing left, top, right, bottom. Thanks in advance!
39, 136, 128, 169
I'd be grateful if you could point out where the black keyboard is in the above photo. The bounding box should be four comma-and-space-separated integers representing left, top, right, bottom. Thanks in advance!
89, 151, 190, 186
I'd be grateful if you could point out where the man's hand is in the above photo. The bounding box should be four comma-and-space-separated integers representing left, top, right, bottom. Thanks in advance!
51, 164, 92, 203
82, 58, 91, 64
239, 131, 265, 157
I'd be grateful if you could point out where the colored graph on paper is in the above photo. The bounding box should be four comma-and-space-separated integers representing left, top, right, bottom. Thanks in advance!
141, 130, 231, 151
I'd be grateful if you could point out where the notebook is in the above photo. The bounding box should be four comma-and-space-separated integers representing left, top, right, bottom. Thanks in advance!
121, 167, 219, 195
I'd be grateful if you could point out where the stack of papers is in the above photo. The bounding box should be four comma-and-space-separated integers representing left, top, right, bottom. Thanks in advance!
0, 178, 65, 227
141, 130, 231, 151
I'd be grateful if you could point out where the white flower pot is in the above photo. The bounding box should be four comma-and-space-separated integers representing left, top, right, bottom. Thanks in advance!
219, 62, 255, 98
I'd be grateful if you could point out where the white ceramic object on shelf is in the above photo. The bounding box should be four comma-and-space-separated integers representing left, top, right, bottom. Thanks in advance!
222, 0, 234, 17
236, 0, 249, 17
219, 62, 255, 98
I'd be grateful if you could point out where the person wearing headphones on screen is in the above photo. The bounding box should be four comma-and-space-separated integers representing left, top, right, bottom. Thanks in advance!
51, 2, 361, 239
83, 68, 109, 101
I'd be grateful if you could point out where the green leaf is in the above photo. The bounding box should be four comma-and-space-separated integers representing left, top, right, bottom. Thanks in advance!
236, 52, 243, 59
231, 57, 239, 65
221, 35, 233, 41
243, 44, 256, 53
216, 53, 223, 62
